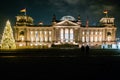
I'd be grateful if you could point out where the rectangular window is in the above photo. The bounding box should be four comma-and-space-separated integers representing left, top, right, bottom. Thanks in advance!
30, 31, 33, 42
99, 36, 102, 42
99, 32, 102, 35
83, 31, 85, 35
49, 31, 52, 42
95, 32, 97, 35
35, 31, 38, 42
40, 31, 43, 42
90, 36, 93, 42
82, 36, 85, 42
91, 32, 93, 35
95, 36, 97, 42
44, 31, 48, 42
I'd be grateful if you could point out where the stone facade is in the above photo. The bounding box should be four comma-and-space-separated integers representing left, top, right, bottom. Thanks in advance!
14, 15, 117, 48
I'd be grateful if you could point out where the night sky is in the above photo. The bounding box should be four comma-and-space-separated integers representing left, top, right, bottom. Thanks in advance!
0, 0, 120, 37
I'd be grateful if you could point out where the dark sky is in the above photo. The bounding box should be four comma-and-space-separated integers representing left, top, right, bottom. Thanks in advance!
0, 0, 120, 37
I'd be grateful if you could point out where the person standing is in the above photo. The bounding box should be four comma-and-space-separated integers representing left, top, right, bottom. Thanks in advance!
86, 45, 90, 55
81, 45, 85, 51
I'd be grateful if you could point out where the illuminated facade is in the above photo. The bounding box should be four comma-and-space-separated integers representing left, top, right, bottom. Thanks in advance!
14, 15, 116, 48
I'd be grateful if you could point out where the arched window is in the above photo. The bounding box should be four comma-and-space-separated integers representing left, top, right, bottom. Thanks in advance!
20, 31, 24, 35
107, 32, 111, 36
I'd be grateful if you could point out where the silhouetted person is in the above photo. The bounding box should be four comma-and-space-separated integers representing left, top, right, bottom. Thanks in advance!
85, 45, 89, 55
81, 45, 85, 55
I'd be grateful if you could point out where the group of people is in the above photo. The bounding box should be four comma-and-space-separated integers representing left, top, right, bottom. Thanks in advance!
81, 45, 90, 55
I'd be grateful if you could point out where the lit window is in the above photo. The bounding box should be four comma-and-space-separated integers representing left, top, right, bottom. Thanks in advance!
44, 31, 48, 42
99, 36, 102, 42
95, 36, 97, 42
108, 36, 111, 41
35, 31, 38, 42
99, 32, 102, 35
19, 43, 23, 46
40, 38, 43, 42
30, 31, 33, 42
31, 38, 33, 42
49, 31, 52, 42
95, 32, 97, 35
44, 31, 47, 35
35, 43, 38, 46
49, 31, 51, 35
90, 36, 93, 42
31, 31, 33, 34
21, 37, 24, 41
83, 31, 85, 35
82, 36, 85, 42
30, 44, 33, 46
20, 35, 24, 41
91, 32, 93, 35
49, 37, 52, 42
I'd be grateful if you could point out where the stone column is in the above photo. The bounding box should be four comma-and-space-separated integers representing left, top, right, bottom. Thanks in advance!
14, 28, 18, 41
53, 28, 56, 43
63, 28, 65, 42
68, 28, 70, 42
26, 28, 30, 46
102, 29, 106, 43
43, 30, 44, 42
58, 28, 60, 42
39, 30, 41, 42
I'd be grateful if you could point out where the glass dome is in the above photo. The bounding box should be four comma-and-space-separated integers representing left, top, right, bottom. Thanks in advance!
60, 16, 76, 21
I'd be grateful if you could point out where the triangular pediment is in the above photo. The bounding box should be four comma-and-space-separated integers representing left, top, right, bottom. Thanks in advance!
55, 20, 79, 26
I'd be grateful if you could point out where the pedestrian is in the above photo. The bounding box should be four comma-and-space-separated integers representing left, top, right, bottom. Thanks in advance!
86, 45, 89, 55
81, 45, 85, 55
81, 45, 85, 51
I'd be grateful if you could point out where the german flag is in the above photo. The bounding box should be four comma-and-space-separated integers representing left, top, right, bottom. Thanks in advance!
103, 10, 108, 14
20, 8, 26, 12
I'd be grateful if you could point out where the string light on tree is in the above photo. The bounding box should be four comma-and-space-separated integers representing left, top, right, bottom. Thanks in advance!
1, 20, 16, 49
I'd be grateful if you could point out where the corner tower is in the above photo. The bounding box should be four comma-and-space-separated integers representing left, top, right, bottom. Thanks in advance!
99, 16, 116, 44
14, 15, 34, 47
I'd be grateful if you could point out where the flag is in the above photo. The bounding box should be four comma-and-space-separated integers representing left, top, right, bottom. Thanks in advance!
86, 17, 89, 28
103, 10, 108, 14
20, 8, 26, 12
86, 20, 89, 27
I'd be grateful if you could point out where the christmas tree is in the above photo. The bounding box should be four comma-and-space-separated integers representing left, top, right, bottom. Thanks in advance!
1, 20, 16, 49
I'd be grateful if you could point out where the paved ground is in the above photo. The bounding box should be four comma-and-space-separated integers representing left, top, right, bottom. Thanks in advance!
0, 48, 120, 56
0, 49, 120, 79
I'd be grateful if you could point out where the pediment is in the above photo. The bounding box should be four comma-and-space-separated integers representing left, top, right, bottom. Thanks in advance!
55, 20, 79, 26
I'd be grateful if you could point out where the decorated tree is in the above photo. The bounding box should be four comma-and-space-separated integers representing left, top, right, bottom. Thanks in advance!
1, 20, 16, 49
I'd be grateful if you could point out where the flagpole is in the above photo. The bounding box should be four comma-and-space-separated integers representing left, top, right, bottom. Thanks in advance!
25, 8, 26, 16
106, 13, 108, 18
103, 10, 108, 18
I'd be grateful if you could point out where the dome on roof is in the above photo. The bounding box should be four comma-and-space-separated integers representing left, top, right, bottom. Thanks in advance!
60, 16, 76, 21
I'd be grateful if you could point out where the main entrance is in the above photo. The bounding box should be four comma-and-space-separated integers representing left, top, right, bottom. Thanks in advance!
60, 28, 74, 43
